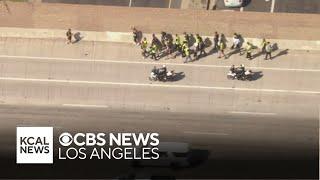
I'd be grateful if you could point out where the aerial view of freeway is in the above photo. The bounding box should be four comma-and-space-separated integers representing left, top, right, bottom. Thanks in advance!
0, 0, 319, 179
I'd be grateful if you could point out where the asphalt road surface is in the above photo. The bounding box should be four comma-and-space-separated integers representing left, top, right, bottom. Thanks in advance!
0, 104, 318, 178
43, 0, 183, 8
42, 0, 320, 13
215, 0, 320, 14
0, 37, 318, 178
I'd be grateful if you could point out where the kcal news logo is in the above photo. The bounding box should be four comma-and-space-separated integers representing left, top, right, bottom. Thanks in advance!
16, 127, 53, 164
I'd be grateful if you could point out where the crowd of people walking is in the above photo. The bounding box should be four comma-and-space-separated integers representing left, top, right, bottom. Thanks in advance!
132, 27, 274, 63
64, 27, 274, 62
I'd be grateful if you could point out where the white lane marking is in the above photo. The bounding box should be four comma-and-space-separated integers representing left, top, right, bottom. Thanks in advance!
184, 131, 229, 136
271, 0, 276, 13
0, 77, 320, 95
229, 111, 277, 116
62, 104, 109, 108
0, 54, 319, 72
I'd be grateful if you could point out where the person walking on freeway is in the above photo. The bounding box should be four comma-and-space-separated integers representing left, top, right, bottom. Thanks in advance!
66, 29, 72, 44
213, 32, 219, 50
174, 34, 182, 52
141, 37, 148, 58
184, 46, 192, 63
132, 27, 140, 45
245, 42, 253, 60
261, 38, 267, 53
231, 33, 240, 50
265, 42, 273, 60
218, 40, 226, 59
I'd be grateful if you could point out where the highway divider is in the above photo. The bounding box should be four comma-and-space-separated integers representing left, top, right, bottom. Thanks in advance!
0, 27, 319, 51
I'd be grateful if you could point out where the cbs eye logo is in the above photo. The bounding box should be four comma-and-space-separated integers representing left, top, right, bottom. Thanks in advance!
59, 132, 73, 146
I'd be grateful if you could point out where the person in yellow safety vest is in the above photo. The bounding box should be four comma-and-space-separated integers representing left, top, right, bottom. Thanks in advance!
184, 46, 192, 63
261, 38, 267, 53
174, 34, 182, 52
195, 34, 201, 46
246, 42, 253, 60
181, 41, 188, 57
174, 34, 181, 45
194, 35, 200, 58
141, 38, 148, 49
195, 34, 206, 59
183, 32, 190, 45
141, 37, 148, 58
181, 33, 186, 44
150, 44, 158, 60
218, 40, 226, 59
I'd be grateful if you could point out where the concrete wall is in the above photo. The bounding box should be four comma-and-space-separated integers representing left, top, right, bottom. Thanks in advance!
0, 27, 319, 51
0, 2, 320, 40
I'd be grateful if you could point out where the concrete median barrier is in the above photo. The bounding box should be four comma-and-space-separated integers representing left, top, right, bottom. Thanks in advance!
0, 27, 319, 51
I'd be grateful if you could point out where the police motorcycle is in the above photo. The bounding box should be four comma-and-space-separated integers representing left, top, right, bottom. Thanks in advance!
149, 65, 175, 82
227, 64, 253, 81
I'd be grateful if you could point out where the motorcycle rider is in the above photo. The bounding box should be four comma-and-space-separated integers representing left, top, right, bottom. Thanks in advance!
240, 64, 245, 72
150, 66, 158, 80
151, 66, 158, 74
156, 65, 167, 80
235, 64, 245, 79
161, 65, 167, 74
230, 65, 236, 73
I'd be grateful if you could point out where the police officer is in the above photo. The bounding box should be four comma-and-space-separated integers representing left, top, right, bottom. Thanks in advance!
230, 65, 236, 73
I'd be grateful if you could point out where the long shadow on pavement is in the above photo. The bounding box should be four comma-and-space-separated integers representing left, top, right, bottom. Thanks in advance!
251, 71, 264, 81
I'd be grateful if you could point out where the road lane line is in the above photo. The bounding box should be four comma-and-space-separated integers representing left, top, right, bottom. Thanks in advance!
0, 77, 319, 95
0, 54, 319, 72
62, 104, 109, 108
229, 111, 276, 116
184, 131, 229, 136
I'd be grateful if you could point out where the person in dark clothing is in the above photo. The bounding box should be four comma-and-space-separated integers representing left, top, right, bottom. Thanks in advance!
161, 31, 167, 48
151, 34, 161, 47
194, 34, 206, 59
132, 27, 139, 45
183, 32, 190, 46
66, 29, 72, 44
213, 32, 219, 50
230, 65, 235, 73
